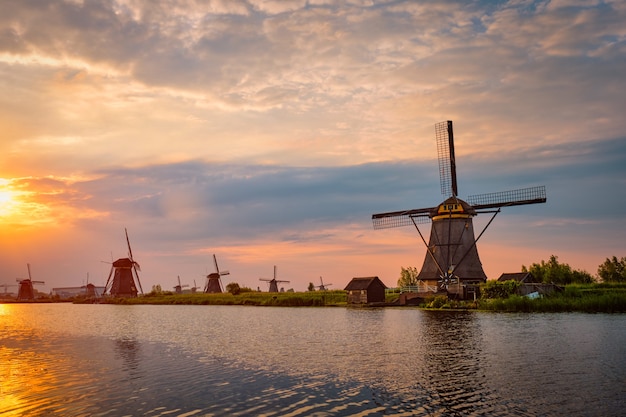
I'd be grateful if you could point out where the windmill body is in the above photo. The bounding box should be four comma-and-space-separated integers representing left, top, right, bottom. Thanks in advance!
109, 258, 139, 297
372, 121, 546, 299
416, 198, 487, 297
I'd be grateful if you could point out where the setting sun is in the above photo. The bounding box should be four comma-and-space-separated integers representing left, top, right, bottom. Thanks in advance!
0, 181, 19, 217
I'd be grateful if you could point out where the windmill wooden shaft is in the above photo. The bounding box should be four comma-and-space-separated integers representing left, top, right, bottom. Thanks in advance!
372, 120, 546, 299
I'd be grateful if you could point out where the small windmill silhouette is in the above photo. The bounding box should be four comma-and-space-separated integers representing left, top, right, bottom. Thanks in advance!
204, 254, 229, 293
103, 228, 144, 297
16, 263, 45, 301
315, 276, 332, 291
259, 265, 290, 292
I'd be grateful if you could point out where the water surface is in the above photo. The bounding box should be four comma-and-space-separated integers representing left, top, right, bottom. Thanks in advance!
1, 304, 624, 416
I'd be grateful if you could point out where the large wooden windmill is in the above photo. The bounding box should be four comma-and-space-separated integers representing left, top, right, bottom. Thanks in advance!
103, 228, 144, 298
16, 263, 45, 301
260, 265, 290, 292
372, 121, 546, 298
204, 254, 229, 293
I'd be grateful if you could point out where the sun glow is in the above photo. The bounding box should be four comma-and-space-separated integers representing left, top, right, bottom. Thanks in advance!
0, 181, 21, 217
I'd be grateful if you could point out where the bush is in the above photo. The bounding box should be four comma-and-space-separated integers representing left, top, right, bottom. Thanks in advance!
481, 280, 521, 299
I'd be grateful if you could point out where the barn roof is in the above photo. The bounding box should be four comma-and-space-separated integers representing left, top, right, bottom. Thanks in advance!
497, 272, 536, 283
344, 276, 387, 291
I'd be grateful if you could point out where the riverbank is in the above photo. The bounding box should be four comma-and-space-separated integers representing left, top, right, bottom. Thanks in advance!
477, 283, 626, 313
6, 283, 626, 312
80, 289, 349, 306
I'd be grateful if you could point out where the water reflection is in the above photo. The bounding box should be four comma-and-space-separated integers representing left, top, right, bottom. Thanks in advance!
2, 304, 625, 416
114, 337, 142, 377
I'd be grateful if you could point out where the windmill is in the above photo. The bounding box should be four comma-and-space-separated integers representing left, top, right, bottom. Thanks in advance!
16, 263, 45, 301
103, 228, 144, 297
316, 276, 332, 291
191, 279, 199, 293
204, 254, 229, 293
372, 120, 546, 299
174, 276, 189, 294
0, 283, 16, 297
259, 265, 290, 292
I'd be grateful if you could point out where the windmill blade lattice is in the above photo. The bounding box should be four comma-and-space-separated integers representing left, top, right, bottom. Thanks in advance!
436, 120, 458, 197
372, 208, 433, 230
468, 186, 546, 210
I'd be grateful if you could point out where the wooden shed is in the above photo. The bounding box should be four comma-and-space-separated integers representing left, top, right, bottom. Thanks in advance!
344, 276, 387, 304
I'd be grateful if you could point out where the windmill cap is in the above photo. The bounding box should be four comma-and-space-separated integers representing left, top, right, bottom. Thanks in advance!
113, 258, 134, 267
431, 197, 476, 219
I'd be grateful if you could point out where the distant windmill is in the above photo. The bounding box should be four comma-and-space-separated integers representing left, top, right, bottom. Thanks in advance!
205, 254, 229, 293
16, 263, 45, 301
174, 276, 190, 294
191, 279, 199, 293
315, 276, 332, 291
259, 265, 290, 292
372, 120, 547, 298
0, 283, 16, 296
103, 228, 144, 298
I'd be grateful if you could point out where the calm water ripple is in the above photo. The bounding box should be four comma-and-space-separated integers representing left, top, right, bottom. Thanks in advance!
1, 304, 624, 416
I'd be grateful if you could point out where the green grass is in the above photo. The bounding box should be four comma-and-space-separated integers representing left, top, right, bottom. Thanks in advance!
478, 283, 626, 313
97, 290, 348, 307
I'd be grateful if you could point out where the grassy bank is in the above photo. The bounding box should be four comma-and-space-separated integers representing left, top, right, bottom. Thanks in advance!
477, 283, 626, 313
96, 290, 348, 307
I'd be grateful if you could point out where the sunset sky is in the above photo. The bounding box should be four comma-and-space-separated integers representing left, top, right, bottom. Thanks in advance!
1, 0, 625, 293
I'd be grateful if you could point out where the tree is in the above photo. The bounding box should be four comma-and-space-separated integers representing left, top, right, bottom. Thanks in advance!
226, 282, 241, 295
307, 282, 315, 292
597, 256, 626, 283
397, 266, 419, 288
522, 255, 593, 285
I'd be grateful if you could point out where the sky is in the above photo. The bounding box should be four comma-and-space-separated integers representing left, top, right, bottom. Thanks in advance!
1, 0, 625, 294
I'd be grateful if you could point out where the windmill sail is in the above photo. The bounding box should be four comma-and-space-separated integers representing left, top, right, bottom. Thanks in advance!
467, 186, 546, 210
436, 120, 458, 197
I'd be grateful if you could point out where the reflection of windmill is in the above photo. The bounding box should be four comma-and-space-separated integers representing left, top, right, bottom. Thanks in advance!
316, 276, 332, 291
259, 265, 290, 292
104, 228, 144, 297
16, 263, 45, 301
205, 254, 229, 293
174, 276, 189, 294
372, 120, 547, 298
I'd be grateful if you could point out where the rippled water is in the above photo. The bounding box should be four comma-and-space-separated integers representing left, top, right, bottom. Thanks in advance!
1, 304, 624, 416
